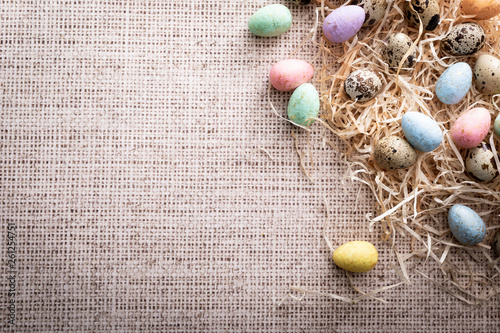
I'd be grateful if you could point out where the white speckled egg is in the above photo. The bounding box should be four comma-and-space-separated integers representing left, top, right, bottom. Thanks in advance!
374, 136, 417, 170
442, 22, 485, 56
465, 143, 498, 182
474, 54, 500, 95
351, 0, 388, 27
344, 69, 383, 102
382, 33, 416, 69
404, 0, 440, 31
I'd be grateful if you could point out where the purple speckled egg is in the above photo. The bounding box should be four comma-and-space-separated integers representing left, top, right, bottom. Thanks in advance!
322, 6, 365, 43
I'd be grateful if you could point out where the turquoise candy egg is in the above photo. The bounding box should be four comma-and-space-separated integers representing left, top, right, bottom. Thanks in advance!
435, 62, 472, 105
401, 112, 443, 152
448, 204, 486, 246
494, 114, 500, 138
287, 83, 320, 126
248, 4, 292, 37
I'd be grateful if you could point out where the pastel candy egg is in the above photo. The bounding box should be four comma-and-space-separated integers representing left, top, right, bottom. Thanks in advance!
269, 59, 314, 92
344, 69, 383, 102
287, 83, 320, 127
465, 143, 498, 182
448, 204, 486, 246
436, 62, 472, 105
405, 0, 440, 31
322, 6, 365, 43
442, 22, 486, 56
333, 241, 378, 273
374, 136, 417, 170
248, 4, 292, 37
494, 114, 500, 137
473, 54, 500, 95
351, 0, 388, 27
450, 107, 491, 149
402, 112, 443, 152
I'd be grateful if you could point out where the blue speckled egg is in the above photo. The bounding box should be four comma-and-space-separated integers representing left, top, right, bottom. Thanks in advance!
448, 204, 486, 246
287, 83, 320, 127
435, 62, 472, 105
402, 112, 443, 152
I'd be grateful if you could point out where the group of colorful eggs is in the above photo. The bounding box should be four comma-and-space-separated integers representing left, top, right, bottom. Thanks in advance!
249, 1, 500, 273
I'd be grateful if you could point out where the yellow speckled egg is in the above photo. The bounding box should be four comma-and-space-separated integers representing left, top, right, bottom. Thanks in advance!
333, 241, 378, 273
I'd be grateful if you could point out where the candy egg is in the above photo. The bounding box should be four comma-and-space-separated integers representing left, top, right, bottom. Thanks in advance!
374, 136, 417, 170
333, 241, 378, 273
248, 4, 292, 37
474, 54, 500, 95
402, 112, 443, 152
461, 0, 500, 20
344, 69, 383, 102
465, 143, 498, 182
435, 62, 472, 105
493, 230, 500, 257
442, 22, 486, 56
351, 0, 388, 27
405, 0, 440, 31
322, 6, 365, 43
450, 107, 491, 149
269, 59, 314, 92
287, 83, 320, 126
448, 204, 486, 246
494, 114, 500, 137
382, 32, 416, 69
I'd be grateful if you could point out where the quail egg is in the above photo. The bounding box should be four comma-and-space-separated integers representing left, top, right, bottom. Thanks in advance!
382, 32, 416, 69
344, 69, 383, 102
474, 54, 500, 95
465, 143, 498, 182
405, 0, 440, 31
442, 22, 485, 56
351, 0, 388, 27
374, 136, 417, 170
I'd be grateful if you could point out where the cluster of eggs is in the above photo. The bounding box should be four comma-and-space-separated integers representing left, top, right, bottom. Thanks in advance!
248, 1, 500, 273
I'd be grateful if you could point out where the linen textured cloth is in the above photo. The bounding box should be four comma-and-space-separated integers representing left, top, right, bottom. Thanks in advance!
1, 1, 499, 332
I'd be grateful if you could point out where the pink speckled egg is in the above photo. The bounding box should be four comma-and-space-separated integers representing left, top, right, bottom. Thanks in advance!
451, 107, 491, 149
269, 59, 314, 92
322, 6, 365, 43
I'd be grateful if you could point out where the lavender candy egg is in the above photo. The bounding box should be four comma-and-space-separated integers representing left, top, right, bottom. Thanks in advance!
448, 204, 486, 246
323, 6, 365, 43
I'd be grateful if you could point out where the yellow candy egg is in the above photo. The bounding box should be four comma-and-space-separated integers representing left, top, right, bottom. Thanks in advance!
333, 241, 378, 273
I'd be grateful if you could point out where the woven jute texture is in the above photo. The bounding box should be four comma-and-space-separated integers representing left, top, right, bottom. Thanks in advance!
1, 1, 499, 332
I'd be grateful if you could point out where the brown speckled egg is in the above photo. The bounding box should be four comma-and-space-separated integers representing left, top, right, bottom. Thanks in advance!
374, 136, 417, 170
404, 0, 440, 31
493, 230, 500, 257
382, 33, 416, 69
344, 69, 383, 102
351, 0, 388, 27
474, 54, 500, 95
465, 143, 498, 182
442, 22, 485, 56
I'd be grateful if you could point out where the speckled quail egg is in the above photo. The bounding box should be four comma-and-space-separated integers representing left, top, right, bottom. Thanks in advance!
465, 143, 498, 182
374, 136, 417, 170
382, 33, 416, 69
474, 54, 500, 95
442, 22, 485, 56
351, 0, 388, 27
404, 0, 440, 31
344, 69, 383, 102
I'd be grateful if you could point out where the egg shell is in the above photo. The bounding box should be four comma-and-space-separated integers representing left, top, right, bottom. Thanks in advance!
450, 107, 491, 149
374, 136, 417, 170
465, 143, 498, 182
344, 69, 383, 102
248, 4, 292, 37
322, 6, 365, 43
351, 0, 388, 27
333, 241, 378, 273
287, 83, 320, 127
435, 62, 472, 105
474, 54, 500, 95
494, 114, 500, 137
402, 112, 443, 152
269, 60, 314, 92
382, 32, 416, 69
442, 22, 486, 56
405, 0, 440, 31
448, 204, 486, 246
461, 0, 500, 20
493, 230, 500, 257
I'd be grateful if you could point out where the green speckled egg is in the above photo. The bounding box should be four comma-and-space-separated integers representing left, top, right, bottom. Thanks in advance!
248, 4, 292, 37
374, 136, 417, 170
287, 83, 320, 127
494, 114, 500, 138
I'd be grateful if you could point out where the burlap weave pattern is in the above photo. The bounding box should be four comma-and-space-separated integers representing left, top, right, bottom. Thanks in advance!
1, 1, 499, 332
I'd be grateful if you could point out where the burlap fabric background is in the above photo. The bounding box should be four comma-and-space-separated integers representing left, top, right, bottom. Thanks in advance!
1, 1, 499, 332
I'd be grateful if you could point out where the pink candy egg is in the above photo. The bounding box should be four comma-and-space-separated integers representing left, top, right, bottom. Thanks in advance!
322, 6, 365, 43
451, 107, 491, 148
269, 59, 314, 92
